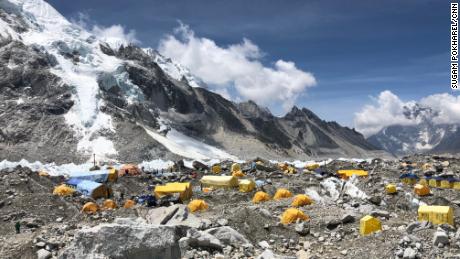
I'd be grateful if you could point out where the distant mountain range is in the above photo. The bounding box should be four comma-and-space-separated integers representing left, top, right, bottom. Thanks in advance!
367, 104, 460, 156
0, 0, 388, 163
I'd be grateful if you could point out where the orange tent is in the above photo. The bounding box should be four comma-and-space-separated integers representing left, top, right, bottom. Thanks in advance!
123, 199, 136, 208
291, 194, 312, 207
252, 191, 271, 204
119, 164, 141, 176
82, 202, 99, 214
273, 188, 293, 200
102, 199, 117, 210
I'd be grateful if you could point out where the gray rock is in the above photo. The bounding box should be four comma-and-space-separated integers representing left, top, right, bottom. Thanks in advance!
59, 218, 185, 259
182, 229, 223, 251
199, 219, 212, 230
295, 221, 309, 235
217, 218, 228, 226
145, 204, 201, 228
258, 241, 270, 249
35, 241, 46, 248
368, 195, 382, 206
406, 221, 431, 234
403, 247, 416, 259
326, 219, 341, 230
205, 226, 252, 247
37, 249, 51, 259
433, 231, 449, 246
370, 210, 390, 219
341, 214, 355, 224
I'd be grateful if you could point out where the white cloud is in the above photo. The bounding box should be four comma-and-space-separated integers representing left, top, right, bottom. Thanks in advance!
158, 23, 316, 112
71, 12, 139, 49
354, 90, 460, 137
92, 24, 139, 49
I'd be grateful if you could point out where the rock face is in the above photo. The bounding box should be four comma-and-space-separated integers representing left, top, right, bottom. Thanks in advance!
0, 0, 387, 163
59, 218, 186, 259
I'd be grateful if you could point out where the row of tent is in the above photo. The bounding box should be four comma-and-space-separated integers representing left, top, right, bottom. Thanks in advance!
400, 173, 460, 190
53, 165, 143, 199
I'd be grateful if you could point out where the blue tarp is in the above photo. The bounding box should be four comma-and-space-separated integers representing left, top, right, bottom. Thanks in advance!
66, 179, 103, 197
68, 169, 111, 183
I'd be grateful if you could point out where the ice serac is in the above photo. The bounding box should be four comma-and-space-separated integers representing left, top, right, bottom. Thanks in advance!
0, 0, 386, 163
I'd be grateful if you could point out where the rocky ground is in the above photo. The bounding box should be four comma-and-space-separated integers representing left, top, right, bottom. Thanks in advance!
1, 155, 460, 259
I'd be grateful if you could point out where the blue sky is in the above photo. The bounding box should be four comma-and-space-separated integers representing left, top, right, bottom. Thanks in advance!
47, 0, 452, 128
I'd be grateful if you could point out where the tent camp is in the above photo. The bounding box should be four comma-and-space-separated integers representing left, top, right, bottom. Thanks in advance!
119, 164, 141, 176
66, 179, 111, 199
200, 175, 239, 189
154, 182, 193, 202
337, 170, 368, 179
69, 169, 117, 183
53, 184, 75, 196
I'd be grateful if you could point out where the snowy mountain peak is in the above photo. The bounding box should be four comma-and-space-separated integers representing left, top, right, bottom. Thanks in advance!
143, 47, 206, 88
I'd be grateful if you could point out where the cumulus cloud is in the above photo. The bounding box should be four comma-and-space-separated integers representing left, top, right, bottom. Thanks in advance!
158, 23, 316, 112
91, 24, 139, 49
71, 12, 139, 49
354, 90, 460, 137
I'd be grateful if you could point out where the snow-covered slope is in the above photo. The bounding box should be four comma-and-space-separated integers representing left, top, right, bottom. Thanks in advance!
143, 48, 206, 88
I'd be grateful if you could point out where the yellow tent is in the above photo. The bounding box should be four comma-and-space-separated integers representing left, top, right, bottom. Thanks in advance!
232, 170, 245, 178
53, 184, 75, 196
454, 181, 460, 190
274, 188, 292, 200
231, 163, 241, 173
428, 178, 439, 188
82, 202, 99, 214
337, 170, 368, 179
200, 175, 239, 189
252, 191, 271, 204
238, 179, 255, 193
440, 180, 453, 189
414, 184, 430, 196
102, 199, 117, 210
418, 178, 428, 186
418, 205, 454, 225
305, 164, 320, 171
38, 171, 49, 177
278, 163, 288, 171
284, 166, 296, 174
211, 165, 222, 174
291, 194, 312, 207
107, 168, 118, 182
360, 215, 381, 236
385, 184, 397, 194
280, 208, 309, 224
123, 199, 136, 208
188, 199, 208, 212
154, 182, 193, 202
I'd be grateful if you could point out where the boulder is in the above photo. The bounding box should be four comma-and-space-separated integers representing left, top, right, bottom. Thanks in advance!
180, 228, 223, 251
37, 249, 51, 259
433, 231, 449, 246
59, 218, 186, 259
403, 247, 416, 259
205, 226, 252, 247
370, 210, 390, 219
295, 221, 310, 235
341, 214, 355, 224
406, 221, 431, 234
145, 204, 201, 228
